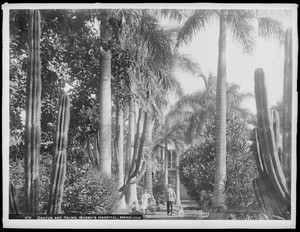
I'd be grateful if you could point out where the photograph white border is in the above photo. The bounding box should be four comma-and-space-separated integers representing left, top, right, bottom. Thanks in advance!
2, 3, 297, 229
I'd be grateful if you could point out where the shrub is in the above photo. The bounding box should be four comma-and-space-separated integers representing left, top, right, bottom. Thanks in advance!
62, 163, 120, 214
9, 158, 26, 213
152, 172, 166, 205
9, 149, 120, 215
179, 116, 260, 213
152, 171, 176, 205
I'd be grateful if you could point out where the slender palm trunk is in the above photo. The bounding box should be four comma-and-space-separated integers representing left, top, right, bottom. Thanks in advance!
126, 99, 139, 206
164, 140, 169, 187
98, 50, 112, 177
145, 118, 154, 195
116, 102, 127, 212
212, 10, 227, 212
175, 152, 181, 205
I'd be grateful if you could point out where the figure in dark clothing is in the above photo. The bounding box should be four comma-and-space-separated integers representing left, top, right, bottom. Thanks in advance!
165, 184, 176, 215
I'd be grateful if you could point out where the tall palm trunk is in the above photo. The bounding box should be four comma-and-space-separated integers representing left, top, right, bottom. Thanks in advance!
212, 10, 227, 213
145, 117, 154, 195
175, 152, 181, 205
125, 99, 138, 206
98, 49, 112, 177
116, 102, 127, 213
164, 140, 169, 187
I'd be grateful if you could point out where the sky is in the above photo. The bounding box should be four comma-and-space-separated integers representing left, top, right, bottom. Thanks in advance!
171, 10, 296, 114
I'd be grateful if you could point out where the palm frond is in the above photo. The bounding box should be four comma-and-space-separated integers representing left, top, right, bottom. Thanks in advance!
226, 82, 253, 106
169, 90, 207, 114
254, 9, 293, 19
226, 10, 256, 54
185, 108, 209, 143
174, 53, 204, 76
159, 9, 189, 23
140, 12, 175, 65
177, 9, 217, 46
257, 17, 285, 45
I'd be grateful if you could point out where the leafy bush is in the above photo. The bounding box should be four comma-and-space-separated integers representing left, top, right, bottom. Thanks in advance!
62, 163, 120, 214
179, 116, 260, 212
152, 172, 166, 205
9, 153, 53, 214
9, 158, 26, 213
152, 171, 176, 205
9, 148, 120, 215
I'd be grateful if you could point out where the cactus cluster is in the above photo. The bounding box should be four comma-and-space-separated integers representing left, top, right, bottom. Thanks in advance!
9, 182, 21, 215
24, 9, 42, 214
252, 68, 291, 219
47, 94, 70, 214
9, 10, 72, 215
282, 28, 293, 181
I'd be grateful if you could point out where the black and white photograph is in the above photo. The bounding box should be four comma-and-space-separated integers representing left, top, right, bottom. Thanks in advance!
2, 3, 297, 229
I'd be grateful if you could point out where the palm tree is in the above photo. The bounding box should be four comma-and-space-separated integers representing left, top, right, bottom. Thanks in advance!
145, 116, 154, 195
118, 9, 203, 203
177, 9, 285, 214
115, 101, 127, 213
97, 10, 113, 177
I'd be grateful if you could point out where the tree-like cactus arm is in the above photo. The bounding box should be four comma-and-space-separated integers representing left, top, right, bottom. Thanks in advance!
251, 129, 265, 176
132, 107, 142, 162
271, 110, 280, 151
254, 69, 274, 174
130, 161, 146, 184
270, 110, 290, 200
9, 182, 21, 214
48, 152, 66, 214
282, 28, 293, 181
254, 68, 287, 199
55, 95, 69, 151
131, 111, 148, 179
263, 175, 290, 218
48, 94, 70, 214
125, 108, 142, 180
253, 177, 285, 218
254, 68, 291, 219
124, 135, 131, 181
253, 178, 272, 216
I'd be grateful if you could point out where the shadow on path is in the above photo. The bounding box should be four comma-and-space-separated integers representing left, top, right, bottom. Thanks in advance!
144, 200, 209, 220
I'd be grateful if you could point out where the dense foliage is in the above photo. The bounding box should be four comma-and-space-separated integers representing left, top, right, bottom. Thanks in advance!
9, 149, 120, 214
152, 171, 176, 205
8, 7, 289, 219
63, 166, 119, 214
179, 114, 260, 213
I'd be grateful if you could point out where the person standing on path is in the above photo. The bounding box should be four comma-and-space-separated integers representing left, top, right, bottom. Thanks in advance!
165, 184, 176, 215
141, 189, 151, 215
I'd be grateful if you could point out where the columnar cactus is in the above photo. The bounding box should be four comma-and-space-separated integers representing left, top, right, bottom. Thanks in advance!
282, 28, 293, 181
252, 68, 291, 219
24, 9, 42, 214
9, 182, 21, 214
47, 94, 70, 214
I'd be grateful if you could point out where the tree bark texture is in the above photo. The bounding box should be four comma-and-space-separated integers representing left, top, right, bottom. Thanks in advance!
175, 152, 181, 205
125, 99, 138, 206
98, 50, 112, 177
212, 10, 227, 212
